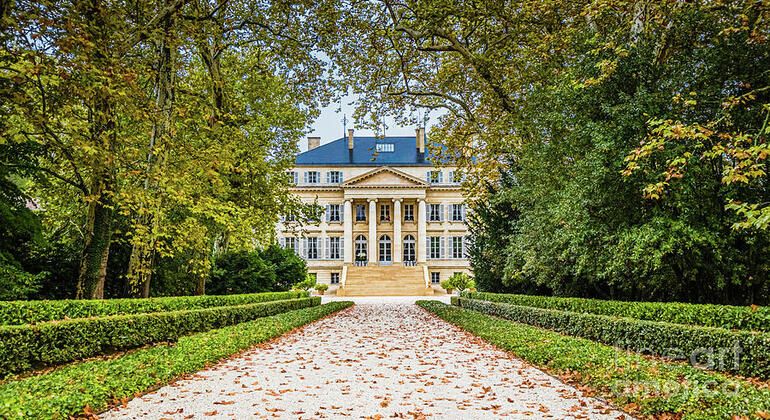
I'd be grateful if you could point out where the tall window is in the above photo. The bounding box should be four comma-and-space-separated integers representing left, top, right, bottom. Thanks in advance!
327, 204, 341, 222
327, 171, 342, 184
403, 235, 416, 262
427, 170, 443, 184
356, 204, 367, 222
284, 237, 298, 254
451, 204, 464, 222
306, 237, 319, 260
380, 204, 391, 222
287, 171, 298, 184
431, 272, 440, 284
379, 234, 392, 262
330, 273, 340, 285
429, 204, 442, 222
355, 235, 367, 261
403, 204, 414, 222
451, 236, 464, 259
329, 237, 341, 259
448, 170, 463, 184
305, 171, 319, 184
429, 236, 441, 259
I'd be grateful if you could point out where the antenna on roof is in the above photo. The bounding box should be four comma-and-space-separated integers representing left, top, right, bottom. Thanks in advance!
342, 114, 347, 139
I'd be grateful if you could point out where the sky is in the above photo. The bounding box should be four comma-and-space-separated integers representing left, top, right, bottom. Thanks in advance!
304, 92, 443, 152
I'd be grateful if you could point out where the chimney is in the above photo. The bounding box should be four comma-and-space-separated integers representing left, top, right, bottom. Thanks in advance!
347, 129, 354, 150
416, 127, 425, 162
307, 136, 321, 150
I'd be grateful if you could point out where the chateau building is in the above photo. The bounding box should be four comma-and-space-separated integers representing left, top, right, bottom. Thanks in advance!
278, 128, 471, 296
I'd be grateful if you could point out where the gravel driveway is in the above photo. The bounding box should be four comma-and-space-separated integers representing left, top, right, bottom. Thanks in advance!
103, 303, 629, 419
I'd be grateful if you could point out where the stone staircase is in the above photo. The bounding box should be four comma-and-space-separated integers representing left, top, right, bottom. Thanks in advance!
337, 264, 434, 296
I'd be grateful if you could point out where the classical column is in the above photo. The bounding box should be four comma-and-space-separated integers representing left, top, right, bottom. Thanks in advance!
417, 198, 427, 263
393, 198, 402, 263
368, 198, 377, 264
343, 199, 353, 263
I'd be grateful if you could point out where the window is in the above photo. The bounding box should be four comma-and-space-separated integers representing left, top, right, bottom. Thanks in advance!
427, 170, 443, 184
380, 204, 391, 222
451, 204, 464, 222
326, 204, 341, 222
403, 235, 416, 262
355, 235, 367, 261
287, 171, 298, 184
403, 204, 414, 222
305, 171, 319, 184
429, 236, 441, 259
448, 170, 463, 184
306, 237, 319, 260
451, 236, 464, 259
327, 171, 342, 184
431, 272, 440, 284
330, 273, 340, 285
379, 234, 392, 262
283, 212, 297, 222
429, 204, 442, 222
283, 237, 298, 254
376, 143, 395, 152
328, 237, 341, 260
356, 204, 367, 222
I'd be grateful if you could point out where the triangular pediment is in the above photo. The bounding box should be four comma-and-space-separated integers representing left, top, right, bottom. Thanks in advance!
343, 167, 427, 188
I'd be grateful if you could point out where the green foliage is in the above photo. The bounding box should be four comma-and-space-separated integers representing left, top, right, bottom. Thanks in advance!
0, 291, 307, 326
440, 273, 475, 293
418, 301, 770, 419
208, 250, 277, 295
0, 254, 43, 301
465, 292, 770, 332
0, 301, 353, 418
314, 283, 329, 292
0, 297, 320, 376
292, 273, 317, 291
260, 244, 308, 291
454, 297, 770, 379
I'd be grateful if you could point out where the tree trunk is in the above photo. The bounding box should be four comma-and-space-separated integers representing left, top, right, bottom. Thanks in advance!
76, 179, 114, 299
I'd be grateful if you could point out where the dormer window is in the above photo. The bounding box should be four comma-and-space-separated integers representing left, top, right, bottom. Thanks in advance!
376, 143, 395, 153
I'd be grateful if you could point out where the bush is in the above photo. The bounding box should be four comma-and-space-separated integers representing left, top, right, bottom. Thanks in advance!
418, 301, 770, 419
292, 273, 317, 291
260, 244, 307, 291
0, 291, 307, 326
0, 297, 320, 376
315, 283, 329, 293
441, 273, 475, 293
0, 301, 353, 418
454, 297, 770, 378
463, 292, 770, 332
207, 250, 277, 295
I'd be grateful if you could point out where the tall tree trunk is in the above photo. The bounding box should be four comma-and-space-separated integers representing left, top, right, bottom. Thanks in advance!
127, 0, 177, 298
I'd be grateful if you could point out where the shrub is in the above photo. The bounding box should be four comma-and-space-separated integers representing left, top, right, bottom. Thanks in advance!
418, 301, 770, 419
463, 291, 770, 332
0, 291, 307, 326
0, 297, 320, 376
207, 250, 277, 295
454, 297, 770, 378
441, 273, 475, 293
293, 273, 317, 291
0, 301, 353, 418
260, 244, 307, 291
315, 283, 329, 293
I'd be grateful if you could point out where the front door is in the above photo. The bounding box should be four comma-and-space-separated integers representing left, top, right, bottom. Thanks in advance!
379, 234, 392, 264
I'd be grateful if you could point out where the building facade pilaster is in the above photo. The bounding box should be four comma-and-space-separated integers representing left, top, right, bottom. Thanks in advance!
393, 198, 402, 263
368, 198, 378, 264
343, 199, 353, 263
417, 198, 427, 263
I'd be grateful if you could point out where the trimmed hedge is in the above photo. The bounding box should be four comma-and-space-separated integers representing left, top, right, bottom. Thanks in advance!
454, 297, 770, 378
0, 297, 320, 376
463, 292, 770, 332
0, 301, 353, 419
418, 301, 770, 419
0, 291, 309, 326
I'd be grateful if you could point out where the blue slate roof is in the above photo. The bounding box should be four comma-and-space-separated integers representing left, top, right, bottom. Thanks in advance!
295, 136, 439, 166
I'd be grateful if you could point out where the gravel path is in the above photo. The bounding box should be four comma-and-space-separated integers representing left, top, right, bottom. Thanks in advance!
103, 304, 629, 419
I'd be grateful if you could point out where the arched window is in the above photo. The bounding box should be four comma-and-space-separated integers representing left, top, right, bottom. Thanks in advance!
379, 234, 392, 263
355, 235, 367, 263
403, 234, 416, 263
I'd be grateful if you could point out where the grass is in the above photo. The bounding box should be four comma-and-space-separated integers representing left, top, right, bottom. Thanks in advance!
417, 300, 770, 420
0, 301, 353, 419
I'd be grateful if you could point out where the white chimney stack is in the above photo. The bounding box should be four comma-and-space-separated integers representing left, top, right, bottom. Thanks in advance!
307, 136, 321, 150
416, 127, 425, 154
347, 129, 354, 150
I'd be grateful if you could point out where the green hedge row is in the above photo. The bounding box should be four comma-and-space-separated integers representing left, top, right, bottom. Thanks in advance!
463, 292, 770, 332
419, 301, 770, 419
0, 291, 309, 326
454, 297, 770, 379
0, 297, 320, 377
0, 301, 353, 419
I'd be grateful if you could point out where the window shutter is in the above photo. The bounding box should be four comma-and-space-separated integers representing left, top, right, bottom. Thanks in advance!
461, 204, 466, 221
339, 204, 344, 222
439, 204, 445, 222
299, 238, 306, 259
339, 238, 344, 260
339, 172, 344, 183
448, 171, 455, 183
325, 205, 330, 222
440, 237, 446, 259
324, 237, 330, 259
463, 236, 469, 258
279, 237, 285, 248
438, 171, 444, 183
